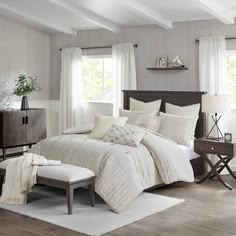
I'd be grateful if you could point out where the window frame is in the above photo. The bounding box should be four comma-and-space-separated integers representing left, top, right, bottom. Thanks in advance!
81, 54, 113, 104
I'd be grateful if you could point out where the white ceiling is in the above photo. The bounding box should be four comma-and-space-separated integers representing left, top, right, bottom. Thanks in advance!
0, 0, 235, 34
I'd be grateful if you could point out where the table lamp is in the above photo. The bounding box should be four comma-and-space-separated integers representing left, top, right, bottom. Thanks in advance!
202, 94, 230, 140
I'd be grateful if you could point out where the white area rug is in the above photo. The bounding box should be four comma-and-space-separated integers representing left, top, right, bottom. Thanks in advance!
0, 186, 184, 236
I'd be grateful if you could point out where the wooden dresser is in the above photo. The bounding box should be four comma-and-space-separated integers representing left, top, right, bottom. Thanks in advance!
0, 109, 47, 160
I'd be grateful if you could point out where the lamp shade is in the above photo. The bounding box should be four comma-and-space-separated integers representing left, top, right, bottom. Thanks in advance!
202, 95, 230, 113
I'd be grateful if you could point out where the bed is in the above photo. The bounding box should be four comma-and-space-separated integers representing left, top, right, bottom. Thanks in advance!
30, 90, 206, 213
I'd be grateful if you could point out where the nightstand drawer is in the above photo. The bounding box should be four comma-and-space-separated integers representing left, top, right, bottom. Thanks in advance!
194, 142, 233, 156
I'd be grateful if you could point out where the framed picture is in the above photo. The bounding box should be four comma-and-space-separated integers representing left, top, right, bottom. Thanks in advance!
156, 57, 167, 68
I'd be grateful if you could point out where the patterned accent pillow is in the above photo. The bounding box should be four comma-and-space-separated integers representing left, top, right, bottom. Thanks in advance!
158, 112, 198, 146
103, 125, 145, 147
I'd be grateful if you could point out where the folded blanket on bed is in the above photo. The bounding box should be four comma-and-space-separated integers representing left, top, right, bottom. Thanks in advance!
32, 159, 62, 166
0, 153, 46, 204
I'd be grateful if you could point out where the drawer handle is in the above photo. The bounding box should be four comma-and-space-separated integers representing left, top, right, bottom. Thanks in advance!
211, 147, 215, 151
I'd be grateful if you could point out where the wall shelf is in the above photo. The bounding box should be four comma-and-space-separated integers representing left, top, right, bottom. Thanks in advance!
146, 67, 188, 71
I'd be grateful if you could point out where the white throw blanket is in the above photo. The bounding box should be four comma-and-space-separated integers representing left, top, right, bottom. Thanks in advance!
0, 153, 46, 204
30, 131, 194, 213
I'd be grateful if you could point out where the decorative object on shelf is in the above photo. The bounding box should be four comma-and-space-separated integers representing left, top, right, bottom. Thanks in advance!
13, 74, 42, 110
156, 57, 167, 68
4, 96, 14, 111
171, 56, 184, 67
224, 133, 232, 142
202, 94, 230, 140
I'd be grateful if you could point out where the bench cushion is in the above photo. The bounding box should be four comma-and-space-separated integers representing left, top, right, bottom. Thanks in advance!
0, 159, 95, 183
37, 165, 95, 182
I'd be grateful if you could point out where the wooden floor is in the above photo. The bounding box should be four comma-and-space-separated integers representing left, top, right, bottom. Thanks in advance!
1, 176, 236, 236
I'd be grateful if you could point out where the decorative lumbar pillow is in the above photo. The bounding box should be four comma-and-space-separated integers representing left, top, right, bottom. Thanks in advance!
90, 115, 128, 139
130, 98, 161, 115
63, 124, 94, 134
158, 112, 198, 146
103, 125, 145, 147
165, 103, 200, 116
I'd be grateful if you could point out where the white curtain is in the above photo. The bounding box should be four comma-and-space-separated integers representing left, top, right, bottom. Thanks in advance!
199, 36, 226, 94
199, 36, 229, 168
199, 36, 228, 132
59, 47, 82, 133
112, 42, 137, 116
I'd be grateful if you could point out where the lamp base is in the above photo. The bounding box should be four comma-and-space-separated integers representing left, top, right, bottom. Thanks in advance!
205, 136, 223, 141
206, 113, 224, 140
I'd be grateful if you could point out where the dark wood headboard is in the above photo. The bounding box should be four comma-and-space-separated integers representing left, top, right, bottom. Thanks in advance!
123, 90, 206, 138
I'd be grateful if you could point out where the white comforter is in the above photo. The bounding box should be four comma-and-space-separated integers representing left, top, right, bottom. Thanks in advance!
30, 131, 194, 213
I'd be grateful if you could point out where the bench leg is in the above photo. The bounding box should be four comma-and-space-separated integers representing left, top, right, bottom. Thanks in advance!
0, 175, 4, 196
2, 148, 6, 160
89, 181, 95, 207
66, 186, 73, 215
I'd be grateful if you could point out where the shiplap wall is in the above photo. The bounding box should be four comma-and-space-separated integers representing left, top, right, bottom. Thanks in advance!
0, 15, 51, 103
50, 19, 236, 100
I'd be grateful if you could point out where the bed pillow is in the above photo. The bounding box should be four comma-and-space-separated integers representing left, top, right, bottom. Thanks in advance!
119, 108, 145, 117
103, 125, 145, 147
90, 115, 128, 139
158, 112, 198, 146
130, 98, 161, 115
119, 109, 161, 132
165, 103, 200, 116
133, 116, 161, 132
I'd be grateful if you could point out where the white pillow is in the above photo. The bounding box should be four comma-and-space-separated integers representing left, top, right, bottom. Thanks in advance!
119, 108, 156, 122
90, 115, 128, 139
119, 108, 145, 117
103, 125, 145, 147
130, 98, 161, 115
165, 103, 200, 116
63, 124, 94, 134
133, 116, 161, 132
119, 108, 160, 132
158, 112, 198, 146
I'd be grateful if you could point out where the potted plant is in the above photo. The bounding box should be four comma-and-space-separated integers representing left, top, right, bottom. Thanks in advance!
13, 74, 42, 110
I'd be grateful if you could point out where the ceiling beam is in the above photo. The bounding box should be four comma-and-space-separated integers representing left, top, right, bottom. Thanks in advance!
193, 0, 234, 24
119, 0, 172, 29
0, 1, 76, 35
47, 0, 121, 33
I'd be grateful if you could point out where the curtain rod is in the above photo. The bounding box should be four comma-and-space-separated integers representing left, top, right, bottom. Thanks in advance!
59, 44, 138, 51
195, 37, 236, 43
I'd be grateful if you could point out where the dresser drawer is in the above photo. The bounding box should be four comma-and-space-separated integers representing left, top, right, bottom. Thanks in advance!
194, 142, 233, 156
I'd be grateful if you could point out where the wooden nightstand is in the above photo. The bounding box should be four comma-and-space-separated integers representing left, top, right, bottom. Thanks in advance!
194, 138, 236, 190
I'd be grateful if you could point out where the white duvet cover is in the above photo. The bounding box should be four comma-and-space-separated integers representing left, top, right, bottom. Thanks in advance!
30, 130, 194, 213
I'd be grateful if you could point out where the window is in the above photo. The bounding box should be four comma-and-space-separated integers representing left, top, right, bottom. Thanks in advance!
81, 56, 112, 103
226, 51, 236, 108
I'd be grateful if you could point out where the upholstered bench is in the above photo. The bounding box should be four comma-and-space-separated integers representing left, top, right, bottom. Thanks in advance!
0, 161, 95, 215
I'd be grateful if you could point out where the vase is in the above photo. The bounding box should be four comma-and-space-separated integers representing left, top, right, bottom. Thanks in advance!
21, 96, 29, 110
